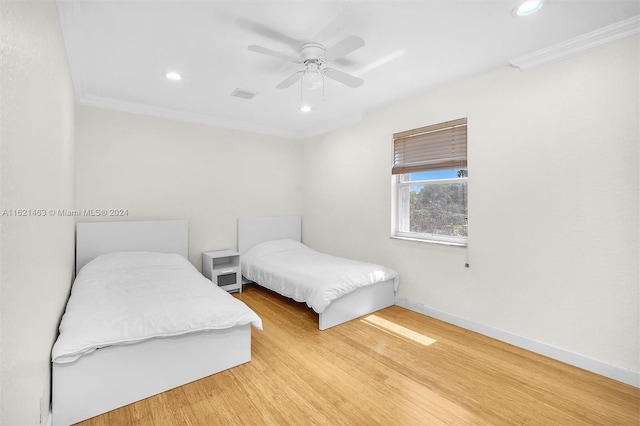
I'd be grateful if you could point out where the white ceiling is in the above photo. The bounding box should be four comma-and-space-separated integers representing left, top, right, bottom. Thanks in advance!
56, 1, 639, 140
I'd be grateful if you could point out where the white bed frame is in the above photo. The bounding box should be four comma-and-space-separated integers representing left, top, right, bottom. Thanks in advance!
53, 220, 253, 426
237, 216, 396, 331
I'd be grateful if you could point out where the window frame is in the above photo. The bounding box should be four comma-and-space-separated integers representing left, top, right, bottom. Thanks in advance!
391, 118, 468, 246
392, 173, 468, 246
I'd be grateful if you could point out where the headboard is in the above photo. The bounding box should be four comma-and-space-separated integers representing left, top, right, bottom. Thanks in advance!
75, 220, 188, 274
237, 215, 301, 255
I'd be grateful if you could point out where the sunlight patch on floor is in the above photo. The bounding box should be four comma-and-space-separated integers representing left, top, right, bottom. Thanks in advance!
361, 315, 437, 347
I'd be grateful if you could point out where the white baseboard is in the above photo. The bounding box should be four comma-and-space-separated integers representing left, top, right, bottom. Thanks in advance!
395, 297, 639, 388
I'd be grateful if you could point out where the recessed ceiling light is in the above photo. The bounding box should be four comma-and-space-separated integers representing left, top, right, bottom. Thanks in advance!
300, 105, 312, 113
164, 71, 182, 81
514, 0, 545, 17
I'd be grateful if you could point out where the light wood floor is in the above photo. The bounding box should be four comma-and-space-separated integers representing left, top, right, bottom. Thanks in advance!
78, 284, 639, 425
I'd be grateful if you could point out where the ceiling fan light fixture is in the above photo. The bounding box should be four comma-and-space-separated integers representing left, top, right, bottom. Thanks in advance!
247, 34, 365, 111
301, 62, 323, 91
301, 77, 323, 111
300, 87, 323, 111
302, 71, 323, 90
300, 61, 324, 111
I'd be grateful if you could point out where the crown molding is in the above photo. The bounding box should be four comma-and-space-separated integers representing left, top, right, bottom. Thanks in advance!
510, 15, 640, 71
78, 95, 305, 140
77, 95, 366, 141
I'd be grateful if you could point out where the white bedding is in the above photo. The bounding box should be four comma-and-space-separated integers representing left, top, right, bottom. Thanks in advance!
52, 251, 262, 364
242, 239, 399, 313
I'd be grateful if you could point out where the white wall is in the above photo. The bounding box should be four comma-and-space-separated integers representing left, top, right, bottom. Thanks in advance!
0, 1, 76, 424
302, 38, 639, 385
75, 106, 302, 269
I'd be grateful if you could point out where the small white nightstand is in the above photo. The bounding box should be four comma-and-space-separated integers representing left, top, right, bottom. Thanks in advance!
202, 250, 242, 293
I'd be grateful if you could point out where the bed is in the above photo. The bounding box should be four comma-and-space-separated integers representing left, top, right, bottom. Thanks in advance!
238, 216, 399, 330
51, 220, 262, 426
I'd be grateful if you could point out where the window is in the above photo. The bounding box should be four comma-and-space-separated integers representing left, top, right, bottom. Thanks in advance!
392, 118, 468, 245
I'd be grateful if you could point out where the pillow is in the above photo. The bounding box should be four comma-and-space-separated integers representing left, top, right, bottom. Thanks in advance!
242, 239, 304, 263
78, 251, 188, 275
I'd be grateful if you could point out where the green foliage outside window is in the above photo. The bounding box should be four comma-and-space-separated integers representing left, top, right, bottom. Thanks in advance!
408, 170, 467, 238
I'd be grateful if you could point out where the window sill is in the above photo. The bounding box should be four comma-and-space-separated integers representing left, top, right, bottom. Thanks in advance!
390, 235, 467, 247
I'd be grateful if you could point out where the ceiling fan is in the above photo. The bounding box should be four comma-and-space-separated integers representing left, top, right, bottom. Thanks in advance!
248, 35, 366, 90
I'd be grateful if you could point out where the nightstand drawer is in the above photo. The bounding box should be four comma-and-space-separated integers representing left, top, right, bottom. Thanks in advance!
211, 267, 241, 292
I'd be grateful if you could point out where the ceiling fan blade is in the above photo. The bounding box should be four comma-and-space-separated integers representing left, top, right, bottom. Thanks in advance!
248, 45, 300, 63
276, 71, 304, 89
324, 68, 364, 88
310, 16, 345, 42
321, 35, 365, 62
237, 18, 304, 48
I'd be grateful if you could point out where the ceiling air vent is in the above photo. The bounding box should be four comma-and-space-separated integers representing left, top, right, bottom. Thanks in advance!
231, 88, 258, 100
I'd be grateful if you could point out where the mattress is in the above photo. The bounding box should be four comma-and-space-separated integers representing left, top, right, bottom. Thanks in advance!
52, 251, 262, 364
242, 239, 399, 313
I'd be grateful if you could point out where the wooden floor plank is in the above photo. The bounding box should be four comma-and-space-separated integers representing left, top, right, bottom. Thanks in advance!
76, 284, 639, 425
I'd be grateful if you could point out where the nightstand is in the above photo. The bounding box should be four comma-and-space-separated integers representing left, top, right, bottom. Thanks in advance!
202, 250, 242, 293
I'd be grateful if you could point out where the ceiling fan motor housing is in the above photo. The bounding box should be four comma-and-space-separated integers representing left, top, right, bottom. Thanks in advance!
299, 43, 326, 62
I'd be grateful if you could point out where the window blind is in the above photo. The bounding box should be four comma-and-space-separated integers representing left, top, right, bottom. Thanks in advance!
392, 118, 467, 175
